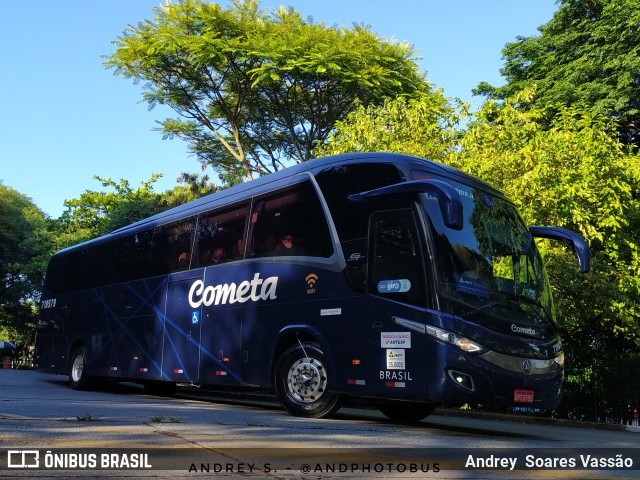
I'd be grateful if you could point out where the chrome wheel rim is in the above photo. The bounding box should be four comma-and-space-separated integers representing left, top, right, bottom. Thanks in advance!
286, 357, 327, 403
71, 353, 84, 383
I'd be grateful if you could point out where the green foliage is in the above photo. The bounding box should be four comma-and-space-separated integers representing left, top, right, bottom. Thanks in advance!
452, 89, 640, 349
105, 0, 427, 183
0, 186, 50, 298
0, 185, 53, 351
58, 175, 164, 245
476, 0, 640, 145
58, 174, 213, 246
315, 92, 465, 161
448, 91, 640, 410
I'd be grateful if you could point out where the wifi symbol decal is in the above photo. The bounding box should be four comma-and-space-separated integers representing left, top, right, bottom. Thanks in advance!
305, 273, 318, 294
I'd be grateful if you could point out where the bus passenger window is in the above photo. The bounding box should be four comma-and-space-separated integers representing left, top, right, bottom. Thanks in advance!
115, 230, 154, 282
84, 241, 118, 288
46, 250, 87, 293
249, 181, 333, 258
150, 217, 196, 274
194, 204, 248, 268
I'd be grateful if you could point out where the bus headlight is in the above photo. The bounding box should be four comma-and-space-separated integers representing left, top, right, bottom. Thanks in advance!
554, 351, 565, 367
425, 326, 485, 353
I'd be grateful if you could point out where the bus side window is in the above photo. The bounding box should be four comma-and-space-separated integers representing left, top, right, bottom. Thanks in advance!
249, 181, 333, 258
46, 250, 86, 294
194, 204, 249, 268
369, 209, 427, 307
116, 230, 154, 282
84, 241, 118, 288
149, 217, 196, 274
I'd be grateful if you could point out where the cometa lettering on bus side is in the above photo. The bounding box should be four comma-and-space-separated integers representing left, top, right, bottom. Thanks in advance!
188, 274, 278, 308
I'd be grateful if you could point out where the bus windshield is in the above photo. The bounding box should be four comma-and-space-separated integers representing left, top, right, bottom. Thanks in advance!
422, 176, 555, 339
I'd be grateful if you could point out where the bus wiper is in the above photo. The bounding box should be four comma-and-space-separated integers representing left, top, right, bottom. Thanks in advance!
464, 301, 499, 318
511, 293, 553, 323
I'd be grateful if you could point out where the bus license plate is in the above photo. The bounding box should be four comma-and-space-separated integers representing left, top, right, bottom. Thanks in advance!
513, 389, 534, 403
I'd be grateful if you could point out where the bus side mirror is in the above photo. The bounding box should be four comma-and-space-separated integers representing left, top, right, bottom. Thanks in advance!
530, 226, 591, 273
348, 180, 464, 230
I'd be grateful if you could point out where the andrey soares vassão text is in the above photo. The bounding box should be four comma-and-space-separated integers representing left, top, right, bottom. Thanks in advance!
465, 453, 634, 470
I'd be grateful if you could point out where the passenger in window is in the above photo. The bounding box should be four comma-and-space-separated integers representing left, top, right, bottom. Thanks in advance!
275, 234, 304, 255
275, 234, 294, 252
211, 247, 227, 263
232, 239, 244, 258
178, 252, 190, 270
198, 246, 212, 266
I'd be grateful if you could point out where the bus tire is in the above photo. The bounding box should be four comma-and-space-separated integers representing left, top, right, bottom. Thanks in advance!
274, 342, 341, 418
68, 345, 91, 390
378, 402, 436, 423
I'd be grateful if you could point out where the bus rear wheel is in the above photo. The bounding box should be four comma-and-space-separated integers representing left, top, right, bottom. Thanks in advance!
378, 402, 436, 423
274, 342, 341, 418
68, 345, 92, 390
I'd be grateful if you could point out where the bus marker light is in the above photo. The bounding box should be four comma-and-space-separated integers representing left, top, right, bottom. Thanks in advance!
352, 359, 361, 365
174, 369, 183, 374
347, 379, 365, 385
223, 357, 230, 363
139, 367, 148, 372
215, 371, 227, 376
384, 381, 406, 388
133, 356, 139, 361
109, 366, 118, 372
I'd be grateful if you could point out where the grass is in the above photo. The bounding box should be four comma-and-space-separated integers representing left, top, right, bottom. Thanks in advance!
76, 412, 103, 422
149, 415, 185, 423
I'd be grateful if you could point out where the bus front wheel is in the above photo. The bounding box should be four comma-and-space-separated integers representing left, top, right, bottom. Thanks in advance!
68, 345, 91, 390
274, 342, 341, 418
378, 402, 436, 423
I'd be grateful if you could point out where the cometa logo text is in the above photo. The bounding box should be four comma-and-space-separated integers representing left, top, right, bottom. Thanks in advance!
188, 274, 278, 308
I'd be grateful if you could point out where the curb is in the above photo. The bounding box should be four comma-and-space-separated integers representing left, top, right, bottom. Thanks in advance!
435, 407, 640, 433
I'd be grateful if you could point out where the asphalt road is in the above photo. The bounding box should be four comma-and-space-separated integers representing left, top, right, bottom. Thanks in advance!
0, 369, 638, 479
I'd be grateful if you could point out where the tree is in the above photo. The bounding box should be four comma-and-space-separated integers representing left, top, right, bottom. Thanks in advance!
315, 92, 464, 161
451, 91, 640, 412
0, 185, 51, 304
0, 185, 53, 354
453, 89, 640, 340
105, 0, 428, 185
58, 175, 165, 245
58, 174, 211, 246
475, 0, 640, 146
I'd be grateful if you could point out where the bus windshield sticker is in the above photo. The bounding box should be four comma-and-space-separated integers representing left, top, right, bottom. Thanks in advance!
455, 275, 489, 298
381, 332, 411, 349
320, 308, 342, 316
377, 279, 411, 294
484, 193, 494, 207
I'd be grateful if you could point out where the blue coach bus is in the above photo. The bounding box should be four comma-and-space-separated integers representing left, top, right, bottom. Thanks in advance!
35, 153, 589, 421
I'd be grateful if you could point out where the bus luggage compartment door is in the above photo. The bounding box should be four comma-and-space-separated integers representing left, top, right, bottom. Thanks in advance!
162, 271, 203, 383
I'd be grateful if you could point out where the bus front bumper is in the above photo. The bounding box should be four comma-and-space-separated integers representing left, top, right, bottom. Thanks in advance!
429, 342, 564, 411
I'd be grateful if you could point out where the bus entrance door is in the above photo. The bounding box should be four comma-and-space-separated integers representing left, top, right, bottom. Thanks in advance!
367, 208, 430, 400
162, 270, 203, 383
